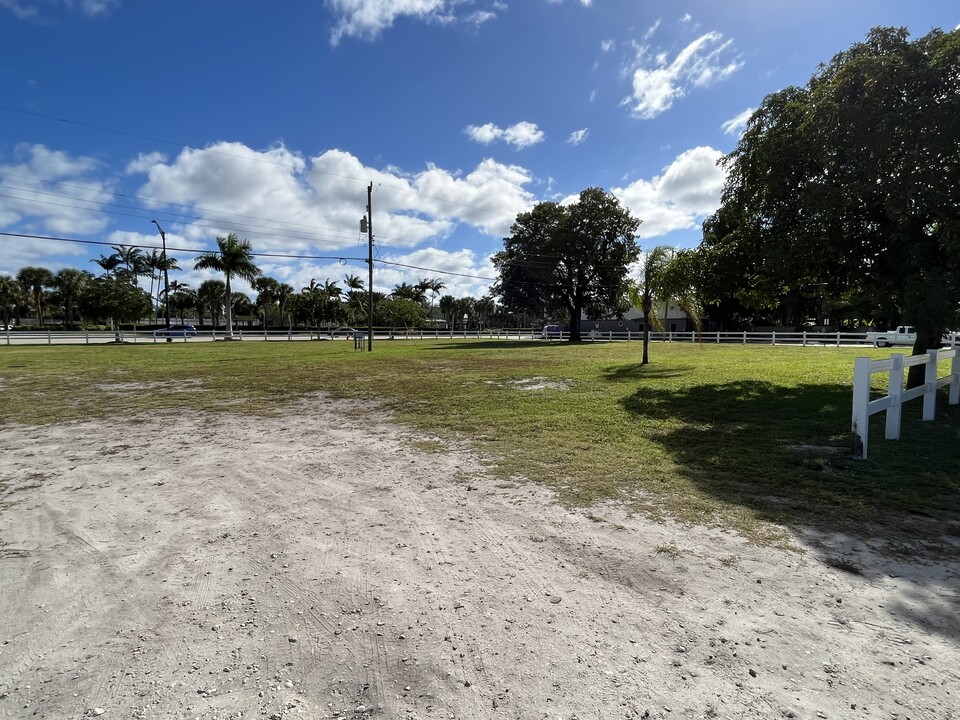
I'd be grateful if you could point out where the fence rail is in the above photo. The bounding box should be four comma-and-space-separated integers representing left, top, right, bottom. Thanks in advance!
851, 346, 960, 459
3, 327, 959, 347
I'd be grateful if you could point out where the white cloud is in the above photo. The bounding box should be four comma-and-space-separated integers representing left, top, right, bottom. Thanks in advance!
600, 39, 615, 53
464, 121, 545, 149
721, 107, 754, 135
126, 151, 168, 174
625, 31, 743, 119
680, 12, 692, 23
0, 143, 113, 237
567, 128, 589, 145
643, 19, 660, 40
135, 142, 535, 255
611, 146, 726, 238
325, 0, 503, 44
0, 0, 119, 18
464, 123, 503, 145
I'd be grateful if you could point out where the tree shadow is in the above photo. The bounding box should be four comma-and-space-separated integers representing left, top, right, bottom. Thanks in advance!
601, 363, 693, 382
422, 340, 561, 351
620, 379, 960, 643
620, 379, 960, 534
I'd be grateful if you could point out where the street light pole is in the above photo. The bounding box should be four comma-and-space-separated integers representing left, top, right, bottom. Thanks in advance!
151, 220, 171, 331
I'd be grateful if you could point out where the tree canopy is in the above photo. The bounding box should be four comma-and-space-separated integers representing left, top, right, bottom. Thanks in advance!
493, 187, 641, 342
699, 26, 960, 361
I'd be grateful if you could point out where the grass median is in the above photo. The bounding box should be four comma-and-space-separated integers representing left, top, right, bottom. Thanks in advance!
1, 338, 957, 543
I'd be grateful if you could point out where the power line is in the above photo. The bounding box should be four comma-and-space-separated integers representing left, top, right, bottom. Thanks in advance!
0, 231, 366, 263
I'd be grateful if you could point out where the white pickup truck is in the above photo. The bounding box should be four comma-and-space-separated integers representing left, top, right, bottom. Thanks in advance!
865, 326, 960, 348
865, 326, 916, 347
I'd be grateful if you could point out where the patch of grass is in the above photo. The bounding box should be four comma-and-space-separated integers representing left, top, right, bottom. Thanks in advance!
1, 339, 958, 544
654, 543, 682, 559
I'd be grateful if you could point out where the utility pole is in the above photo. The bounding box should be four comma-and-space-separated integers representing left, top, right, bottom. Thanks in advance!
366, 182, 374, 352
151, 220, 171, 332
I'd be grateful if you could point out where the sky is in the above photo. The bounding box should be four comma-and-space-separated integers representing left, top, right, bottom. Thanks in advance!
0, 0, 957, 301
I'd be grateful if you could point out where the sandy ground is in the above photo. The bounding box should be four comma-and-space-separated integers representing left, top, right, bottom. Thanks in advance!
1, 394, 958, 720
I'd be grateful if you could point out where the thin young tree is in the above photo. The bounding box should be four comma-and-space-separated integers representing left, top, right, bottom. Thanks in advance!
193, 234, 261, 340
628, 246, 702, 365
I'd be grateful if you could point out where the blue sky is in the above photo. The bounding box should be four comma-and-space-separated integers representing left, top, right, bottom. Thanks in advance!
0, 0, 956, 299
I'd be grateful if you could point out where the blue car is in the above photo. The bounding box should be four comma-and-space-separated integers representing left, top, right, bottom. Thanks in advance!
154, 324, 197, 338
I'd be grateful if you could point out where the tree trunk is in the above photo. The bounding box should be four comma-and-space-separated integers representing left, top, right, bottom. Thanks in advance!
224, 275, 234, 339
568, 303, 582, 342
642, 309, 651, 365
906, 331, 940, 389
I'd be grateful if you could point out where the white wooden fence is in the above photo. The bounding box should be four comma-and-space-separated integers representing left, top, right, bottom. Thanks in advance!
851, 346, 960, 459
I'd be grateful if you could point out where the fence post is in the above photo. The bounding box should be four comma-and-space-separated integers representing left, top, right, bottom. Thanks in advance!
288, 328, 292, 341
48, 330, 52, 345
852, 356, 872, 459
85, 330, 89, 345
716, 331, 720, 344
885, 354, 904, 440
742, 331, 747, 345
922, 349, 938, 421
950, 348, 960, 406
771, 331, 776, 346
802, 331, 807, 347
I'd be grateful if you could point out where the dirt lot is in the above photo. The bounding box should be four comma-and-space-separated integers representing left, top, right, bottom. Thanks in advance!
1, 395, 958, 719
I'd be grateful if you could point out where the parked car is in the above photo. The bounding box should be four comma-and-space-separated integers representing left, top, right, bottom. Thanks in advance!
330, 327, 358, 339
154, 324, 197, 338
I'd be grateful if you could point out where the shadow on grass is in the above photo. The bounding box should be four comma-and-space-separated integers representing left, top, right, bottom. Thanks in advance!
621, 379, 960, 533
621, 379, 960, 641
601, 363, 693, 382
422, 340, 554, 351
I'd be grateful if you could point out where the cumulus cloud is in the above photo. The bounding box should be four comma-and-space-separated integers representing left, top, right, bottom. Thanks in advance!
625, 31, 743, 119
601, 39, 615, 52
721, 107, 754, 135
0, 143, 113, 237
134, 141, 535, 254
567, 128, 589, 145
325, 0, 503, 44
464, 121, 545, 149
612, 146, 725, 238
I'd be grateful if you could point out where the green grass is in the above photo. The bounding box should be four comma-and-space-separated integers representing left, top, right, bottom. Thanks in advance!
1, 339, 958, 543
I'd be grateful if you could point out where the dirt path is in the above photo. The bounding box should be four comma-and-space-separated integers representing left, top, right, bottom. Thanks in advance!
1, 395, 958, 719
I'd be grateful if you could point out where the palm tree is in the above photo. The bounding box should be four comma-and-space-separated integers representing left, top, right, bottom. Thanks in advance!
253, 276, 281, 327
16, 266, 55, 326
475, 296, 496, 329
438, 294, 455, 328
197, 279, 226, 328
344, 273, 364, 291
91, 253, 122, 276
144, 249, 181, 318
111, 244, 147, 284
55, 268, 93, 326
392, 282, 426, 304
194, 234, 261, 340
628, 245, 703, 365
276, 283, 295, 327
0, 275, 22, 329
418, 277, 445, 308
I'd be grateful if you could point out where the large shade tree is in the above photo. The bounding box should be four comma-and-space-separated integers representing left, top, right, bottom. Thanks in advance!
194, 234, 261, 340
493, 187, 641, 342
699, 26, 960, 385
